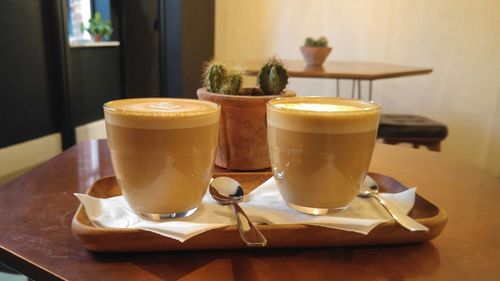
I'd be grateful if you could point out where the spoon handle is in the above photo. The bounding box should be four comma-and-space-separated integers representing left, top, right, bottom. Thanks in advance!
371, 193, 429, 232
230, 202, 267, 247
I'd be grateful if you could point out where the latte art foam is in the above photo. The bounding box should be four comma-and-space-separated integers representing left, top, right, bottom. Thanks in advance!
106, 99, 217, 115
104, 98, 220, 129
267, 97, 380, 134
121, 101, 213, 114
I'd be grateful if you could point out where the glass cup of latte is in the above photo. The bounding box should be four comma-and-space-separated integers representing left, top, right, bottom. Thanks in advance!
104, 98, 220, 220
267, 96, 380, 215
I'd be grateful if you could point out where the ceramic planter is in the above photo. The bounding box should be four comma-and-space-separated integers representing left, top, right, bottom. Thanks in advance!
300, 46, 332, 66
91, 34, 103, 42
197, 88, 295, 171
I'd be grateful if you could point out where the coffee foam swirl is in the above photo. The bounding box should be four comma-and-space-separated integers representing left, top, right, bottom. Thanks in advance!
267, 97, 380, 134
124, 101, 209, 113
104, 98, 220, 129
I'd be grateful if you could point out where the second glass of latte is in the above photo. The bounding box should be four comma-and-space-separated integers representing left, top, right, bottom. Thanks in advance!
267, 96, 380, 215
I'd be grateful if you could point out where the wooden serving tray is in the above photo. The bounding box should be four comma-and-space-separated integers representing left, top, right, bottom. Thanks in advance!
71, 172, 447, 252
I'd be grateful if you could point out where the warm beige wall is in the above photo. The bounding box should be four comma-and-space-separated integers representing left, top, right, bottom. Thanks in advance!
215, 0, 500, 176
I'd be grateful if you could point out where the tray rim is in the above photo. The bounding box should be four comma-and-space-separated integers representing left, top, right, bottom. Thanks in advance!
71, 172, 448, 250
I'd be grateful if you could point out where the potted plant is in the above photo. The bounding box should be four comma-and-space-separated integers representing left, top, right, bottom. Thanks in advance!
80, 12, 113, 42
300, 36, 332, 67
197, 58, 295, 171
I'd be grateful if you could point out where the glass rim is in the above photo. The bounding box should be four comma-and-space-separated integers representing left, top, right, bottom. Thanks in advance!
103, 98, 220, 117
267, 96, 380, 114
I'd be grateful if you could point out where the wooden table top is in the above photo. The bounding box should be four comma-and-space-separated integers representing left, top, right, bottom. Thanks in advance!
1, 139, 499, 280
243, 60, 433, 80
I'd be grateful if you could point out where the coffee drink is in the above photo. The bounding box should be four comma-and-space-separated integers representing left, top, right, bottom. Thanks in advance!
267, 97, 380, 215
104, 98, 220, 219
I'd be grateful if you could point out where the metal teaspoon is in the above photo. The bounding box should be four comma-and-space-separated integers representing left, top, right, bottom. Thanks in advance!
358, 176, 429, 232
209, 177, 267, 247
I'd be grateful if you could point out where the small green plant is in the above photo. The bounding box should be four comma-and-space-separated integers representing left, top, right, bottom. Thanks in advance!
202, 63, 243, 95
304, 36, 328, 47
220, 71, 243, 95
202, 58, 289, 96
203, 63, 228, 93
80, 12, 113, 41
257, 58, 289, 95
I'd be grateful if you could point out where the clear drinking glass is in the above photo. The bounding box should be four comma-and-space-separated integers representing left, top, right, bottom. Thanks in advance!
267, 96, 380, 215
104, 98, 220, 220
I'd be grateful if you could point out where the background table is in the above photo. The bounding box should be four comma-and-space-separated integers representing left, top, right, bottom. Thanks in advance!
243, 60, 433, 100
1, 140, 499, 280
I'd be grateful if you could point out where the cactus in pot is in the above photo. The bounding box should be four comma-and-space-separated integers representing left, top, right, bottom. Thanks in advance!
202, 63, 242, 95
202, 58, 289, 96
203, 63, 228, 93
197, 58, 295, 171
301, 36, 332, 66
304, 36, 329, 47
220, 71, 243, 95
257, 58, 289, 96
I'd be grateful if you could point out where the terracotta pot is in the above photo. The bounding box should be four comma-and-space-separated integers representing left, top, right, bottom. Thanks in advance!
300, 46, 332, 66
91, 34, 103, 42
197, 88, 295, 171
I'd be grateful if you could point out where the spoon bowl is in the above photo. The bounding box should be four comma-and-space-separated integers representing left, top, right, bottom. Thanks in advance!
209, 177, 244, 204
209, 177, 267, 247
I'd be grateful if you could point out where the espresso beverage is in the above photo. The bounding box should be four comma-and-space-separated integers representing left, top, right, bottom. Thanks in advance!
104, 98, 220, 219
267, 97, 380, 215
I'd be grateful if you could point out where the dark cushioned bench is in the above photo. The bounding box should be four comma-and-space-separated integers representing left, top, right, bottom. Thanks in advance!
378, 114, 448, 151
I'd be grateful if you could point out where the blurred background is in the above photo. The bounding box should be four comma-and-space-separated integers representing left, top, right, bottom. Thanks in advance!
1, 0, 499, 188
215, 0, 500, 178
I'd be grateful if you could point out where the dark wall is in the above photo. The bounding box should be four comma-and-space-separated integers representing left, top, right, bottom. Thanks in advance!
120, 0, 214, 99
162, 0, 215, 99
180, 0, 215, 99
0, 1, 59, 148
68, 0, 123, 127
68, 47, 122, 126
120, 0, 160, 98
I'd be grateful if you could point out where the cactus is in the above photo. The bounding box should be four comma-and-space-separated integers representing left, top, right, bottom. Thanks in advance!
257, 58, 289, 95
304, 36, 329, 47
220, 71, 243, 95
317, 36, 328, 47
202, 63, 227, 93
201, 59, 288, 96
305, 37, 315, 47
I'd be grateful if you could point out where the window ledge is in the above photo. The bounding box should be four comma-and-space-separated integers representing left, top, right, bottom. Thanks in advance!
69, 41, 120, 48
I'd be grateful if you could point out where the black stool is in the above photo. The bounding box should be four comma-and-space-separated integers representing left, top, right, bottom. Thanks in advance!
378, 114, 448, 152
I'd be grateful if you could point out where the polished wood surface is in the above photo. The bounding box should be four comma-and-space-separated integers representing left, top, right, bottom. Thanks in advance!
243, 60, 433, 80
1, 139, 499, 280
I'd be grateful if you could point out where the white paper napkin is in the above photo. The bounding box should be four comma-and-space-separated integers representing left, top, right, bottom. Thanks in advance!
74, 176, 416, 242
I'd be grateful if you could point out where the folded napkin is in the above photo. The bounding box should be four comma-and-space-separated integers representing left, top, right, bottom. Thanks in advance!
75, 177, 416, 242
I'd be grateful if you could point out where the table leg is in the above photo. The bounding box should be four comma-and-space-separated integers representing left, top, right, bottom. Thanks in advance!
357, 80, 362, 99
369, 80, 373, 101
351, 80, 356, 99
336, 79, 340, 97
